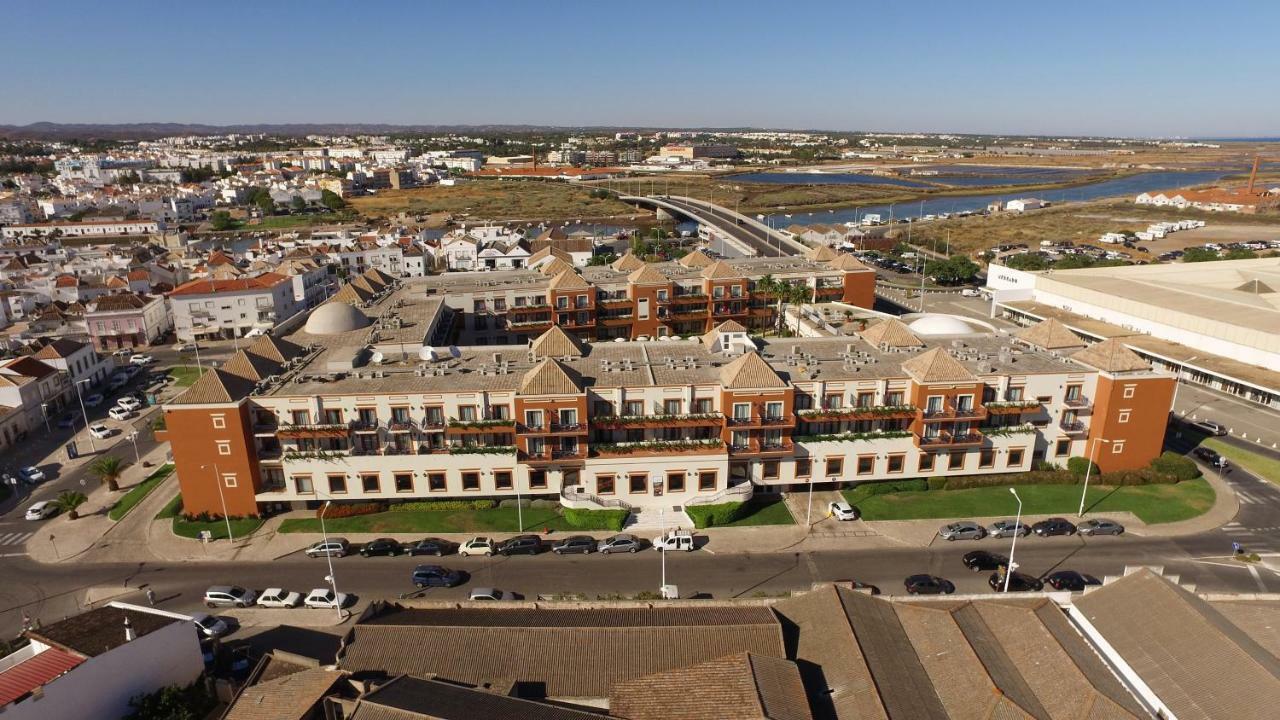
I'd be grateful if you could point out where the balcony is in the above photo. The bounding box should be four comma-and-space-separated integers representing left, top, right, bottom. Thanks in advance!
598, 296, 631, 307
276, 423, 349, 439
420, 416, 447, 431
519, 447, 585, 463
1059, 420, 1088, 435
728, 440, 795, 457
508, 317, 553, 329
349, 420, 381, 433
920, 404, 988, 422
797, 405, 917, 421
1063, 396, 1092, 411
917, 430, 984, 448
252, 419, 280, 435
985, 401, 1041, 416
598, 314, 634, 326
590, 439, 725, 458
446, 418, 515, 434
386, 419, 417, 433
727, 414, 792, 428
518, 421, 587, 435
590, 412, 724, 430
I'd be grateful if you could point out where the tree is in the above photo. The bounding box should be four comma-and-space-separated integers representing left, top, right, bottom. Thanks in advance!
208, 210, 234, 231
924, 256, 980, 285
1181, 246, 1220, 263
587, 252, 616, 267
54, 491, 87, 520
1002, 253, 1050, 271
125, 682, 216, 720
290, 195, 307, 212
1224, 247, 1257, 260
255, 192, 276, 215
89, 455, 125, 492
320, 189, 346, 211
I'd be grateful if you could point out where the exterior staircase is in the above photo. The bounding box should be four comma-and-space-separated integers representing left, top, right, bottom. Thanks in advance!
625, 506, 693, 532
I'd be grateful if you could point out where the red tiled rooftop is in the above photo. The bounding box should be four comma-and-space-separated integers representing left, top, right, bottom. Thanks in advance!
0, 646, 85, 706
168, 272, 290, 297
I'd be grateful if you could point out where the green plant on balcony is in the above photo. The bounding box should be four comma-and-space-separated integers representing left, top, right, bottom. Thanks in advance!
797, 404, 917, 418
282, 449, 345, 462
977, 423, 1036, 437
794, 430, 913, 443
448, 418, 515, 429
592, 439, 725, 455
448, 445, 517, 455
984, 401, 1041, 410
591, 412, 722, 425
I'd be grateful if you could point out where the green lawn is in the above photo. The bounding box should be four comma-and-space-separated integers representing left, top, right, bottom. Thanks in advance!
279, 506, 615, 534
1202, 438, 1280, 485
107, 464, 173, 521
154, 494, 263, 540
719, 498, 796, 527
844, 478, 1215, 525
168, 366, 206, 387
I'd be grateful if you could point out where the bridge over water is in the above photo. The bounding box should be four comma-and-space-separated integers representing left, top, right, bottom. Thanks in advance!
619, 194, 810, 258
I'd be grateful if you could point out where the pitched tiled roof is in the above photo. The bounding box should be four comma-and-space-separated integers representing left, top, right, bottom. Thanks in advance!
28, 605, 177, 658
804, 244, 838, 262
519, 358, 583, 395
32, 337, 86, 360
1015, 318, 1086, 350
168, 272, 289, 297
701, 260, 741, 280
528, 245, 572, 265
1070, 338, 1151, 373
530, 326, 586, 359
0, 646, 85, 706
701, 319, 749, 349
224, 667, 346, 720
627, 263, 668, 285
900, 347, 978, 383
223, 349, 283, 382
537, 257, 575, 277
0, 356, 57, 380
610, 652, 812, 720
169, 368, 255, 404
330, 283, 374, 306
678, 249, 715, 268
720, 351, 787, 389
828, 254, 871, 272
859, 318, 924, 349
88, 292, 153, 312
350, 675, 604, 720
247, 334, 305, 364
547, 269, 590, 291
611, 251, 647, 273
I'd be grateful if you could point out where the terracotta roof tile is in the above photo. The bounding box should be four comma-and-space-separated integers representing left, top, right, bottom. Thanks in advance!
518, 358, 583, 395
900, 347, 978, 383
859, 318, 924, 349
547, 269, 590, 291
719, 351, 787, 389
1069, 338, 1152, 373
1015, 318, 1086, 350
529, 326, 586, 359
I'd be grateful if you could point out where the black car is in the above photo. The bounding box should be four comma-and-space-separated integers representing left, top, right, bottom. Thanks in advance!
408, 538, 459, 557
1031, 518, 1077, 537
359, 538, 404, 557
1044, 570, 1099, 592
904, 574, 954, 595
989, 570, 1044, 593
498, 535, 545, 556
1193, 447, 1229, 468
410, 565, 465, 588
962, 550, 1009, 573
552, 535, 596, 555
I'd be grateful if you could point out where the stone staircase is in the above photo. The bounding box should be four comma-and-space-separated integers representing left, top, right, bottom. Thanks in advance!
625, 506, 693, 532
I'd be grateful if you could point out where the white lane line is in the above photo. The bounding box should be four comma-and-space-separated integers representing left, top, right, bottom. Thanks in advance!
0, 533, 18, 545
1248, 564, 1268, 592
0, 552, 28, 558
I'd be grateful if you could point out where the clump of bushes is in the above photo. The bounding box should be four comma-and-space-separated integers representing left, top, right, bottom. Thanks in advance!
685, 502, 747, 529
562, 508, 628, 531
318, 502, 385, 519
1066, 456, 1099, 477
389, 499, 480, 513
1149, 451, 1201, 481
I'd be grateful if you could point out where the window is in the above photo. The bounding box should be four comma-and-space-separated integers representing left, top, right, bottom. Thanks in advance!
558, 408, 577, 426
856, 455, 875, 475
824, 393, 843, 409
294, 475, 314, 494
918, 453, 935, 472
424, 407, 445, 426
733, 403, 751, 420
698, 471, 717, 491
361, 474, 380, 493
593, 401, 614, 417
217, 440, 231, 456
765, 401, 783, 419
663, 399, 682, 415
290, 410, 309, 425
223, 473, 237, 488
328, 474, 347, 494
1007, 448, 1025, 467
885, 390, 904, 407
887, 455, 905, 473
1056, 438, 1070, 456
926, 396, 944, 414
731, 430, 749, 448
1122, 384, 1136, 399
490, 405, 510, 420
1007, 386, 1024, 401
394, 473, 413, 493
492, 470, 514, 490
979, 449, 995, 468
597, 474, 615, 494
458, 405, 477, 422
529, 470, 547, 489
763, 460, 779, 480
856, 392, 874, 408
948, 452, 965, 470
323, 409, 343, 425
1065, 384, 1082, 402
428, 472, 446, 492
524, 409, 544, 428
623, 400, 643, 416
1118, 410, 1131, 424
795, 458, 812, 477
713, 286, 725, 299
667, 471, 685, 492
629, 474, 648, 494
955, 395, 974, 412
1112, 442, 1125, 455
693, 398, 713, 414
462, 472, 480, 491
212, 414, 226, 429
825, 457, 843, 477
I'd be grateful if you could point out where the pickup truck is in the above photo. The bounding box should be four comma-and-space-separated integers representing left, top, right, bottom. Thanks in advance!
652, 530, 695, 552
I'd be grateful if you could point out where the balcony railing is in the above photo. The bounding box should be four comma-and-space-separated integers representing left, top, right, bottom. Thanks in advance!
590, 439, 725, 458
386, 419, 416, 432
728, 440, 795, 456
797, 405, 917, 421
921, 404, 988, 421
1063, 396, 1091, 410
1059, 420, 1087, 434
276, 423, 349, 438
349, 419, 381, 432
917, 430, 984, 447
590, 412, 724, 430
727, 414, 791, 427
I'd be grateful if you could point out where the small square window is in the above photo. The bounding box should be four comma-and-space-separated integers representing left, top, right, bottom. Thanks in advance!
856, 456, 875, 475
462, 472, 480, 491
1122, 385, 1136, 399
948, 452, 966, 471
328, 474, 347, 494
597, 475, 615, 495
216, 440, 231, 456
529, 470, 547, 489
825, 458, 843, 477
887, 455, 905, 474
979, 449, 995, 468
698, 472, 717, 491
428, 473, 447, 492
1056, 438, 1071, 456
394, 473, 413, 493
1118, 410, 1131, 424
763, 460, 779, 480
667, 471, 685, 492
1112, 442, 1125, 454
630, 474, 648, 494
795, 458, 811, 477
495, 470, 513, 490
1008, 448, 1025, 467
361, 474, 380, 493
212, 415, 226, 429
222, 473, 237, 488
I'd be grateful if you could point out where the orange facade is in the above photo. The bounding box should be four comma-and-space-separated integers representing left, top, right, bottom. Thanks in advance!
1087, 374, 1175, 472
841, 270, 876, 309
165, 403, 262, 517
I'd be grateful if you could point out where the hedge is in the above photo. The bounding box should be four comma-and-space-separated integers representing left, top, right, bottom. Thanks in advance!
388, 499, 497, 512
562, 507, 628, 531
498, 499, 532, 509
852, 478, 930, 497
1066, 456, 1099, 477
686, 502, 747, 529
319, 502, 385, 519
1149, 452, 1201, 481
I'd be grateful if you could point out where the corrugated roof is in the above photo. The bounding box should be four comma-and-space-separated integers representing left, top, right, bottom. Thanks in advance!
859, 319, 924, 349
530, 326, 586, 359
518, 358, 583, 395
1015, 318, 1086, 350
548, 270, 590, 291
0, 646, 85, 706
900, 347, 978, 383
610, 652, 813, 720
1070, 338, 1152, 373
720, 351, 787, 389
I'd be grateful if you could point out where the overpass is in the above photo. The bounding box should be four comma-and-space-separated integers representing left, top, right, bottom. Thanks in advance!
619, 194, 811, 258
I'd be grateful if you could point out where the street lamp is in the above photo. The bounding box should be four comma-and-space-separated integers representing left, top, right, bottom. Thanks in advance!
127, 431, 141, 465
1078, 438, 1111, 517
200, 462, 235, 543
1003, 488, 1022, 593
40, 402, 50, 434
318, 500, 343, 621
74, 379, 95, 453
658, 506, 667, 592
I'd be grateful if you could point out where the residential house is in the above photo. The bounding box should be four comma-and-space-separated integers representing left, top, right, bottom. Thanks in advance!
84, 293, 171, 351
168, 272, 301, 341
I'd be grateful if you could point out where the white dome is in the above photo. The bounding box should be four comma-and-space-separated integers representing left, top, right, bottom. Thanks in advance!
305, 302, 370, 335
907, 314, 976, 336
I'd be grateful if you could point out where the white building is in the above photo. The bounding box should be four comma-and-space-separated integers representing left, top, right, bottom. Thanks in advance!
1004, 198, 1045, 212
168, 272, 302, 341
31, 337, 113, 389
2, 220, 163, 240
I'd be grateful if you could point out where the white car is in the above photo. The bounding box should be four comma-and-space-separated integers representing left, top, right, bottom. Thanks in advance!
255, 588, 302, 608
129, 354, 153, 366
83, 393, 105, 407
111, 348, 134, 359
116, 396, 142, 411
89, 423, 113, 439
108, 406, 136, 421
25, 501, 56, 521
828, 501, 860, 521
191, 612, 229, 638
18, 466, 45, 483
459, 537, 496, 557
303, 588, 349, 610
960, 288, 981, 297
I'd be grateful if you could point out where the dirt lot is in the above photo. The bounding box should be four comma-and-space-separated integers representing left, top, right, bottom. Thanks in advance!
348, 179, 642, 225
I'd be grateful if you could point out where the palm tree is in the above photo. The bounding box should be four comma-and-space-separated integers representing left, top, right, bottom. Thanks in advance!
90, 455, 125, 492
55, 491, 88, 520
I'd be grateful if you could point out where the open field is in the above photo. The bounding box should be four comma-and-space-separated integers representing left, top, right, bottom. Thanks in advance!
349, 180, 641, 224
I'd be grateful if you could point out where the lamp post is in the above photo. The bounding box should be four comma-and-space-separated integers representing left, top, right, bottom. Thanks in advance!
805, 470, 815, 529
74, 379, 95, 453
1003, 488, 1022, 593
126, 431, 141, 465
318, 500, 343, 621
1078, 438, 1110, 517
40, 402, 50, 433
200, 462, 235, 542
658, 507, 667, 592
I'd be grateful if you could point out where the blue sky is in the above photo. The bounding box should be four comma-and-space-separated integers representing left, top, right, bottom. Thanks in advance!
3, 0, 1277, 137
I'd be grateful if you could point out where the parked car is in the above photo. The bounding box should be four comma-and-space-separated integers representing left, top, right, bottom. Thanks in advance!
962, 550, 1009, 573
408, 538, 458, 557
987, 519, 1030, 538
129, 354, 154, 366
18, 466, 45, 484
828, 501, 860, 521
498, 535, 545, 556
1193, 447, 1229, 468
411, 565, 465, 588
597, 534, 644, 554
303, 588, 349, 610
108, 373, 130, 390
459, 537, 496, 557
122, 365, 142, 379
116, 396, 143, 411
173, 342, 199, 353
56, 415, 76, 430
1032, 518, 1077, 536
1044, 571, 1100, 592
1191, 420, 1228, 436
989, 570, 1044, 593
552, 535, 596, 555
112, 348, 134, 359
960, 288, 981, 297
904, 574, 955, 595
359, 538, 404, 557
304, 538, 350, 558
203, 585, 257, 608
83, 393, 105, 407
89, 423, 113, 439
468, 587, 509, 601
255, 588, 302, 608
938, 521, 987, 541
25, 501, 57, 521
1077, 519, 1124, 536
653, 530, 695, 552
108, 406, 136, 421
191, 612, 229, 638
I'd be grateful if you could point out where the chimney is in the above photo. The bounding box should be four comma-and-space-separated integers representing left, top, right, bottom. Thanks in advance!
124, 616, 135, 642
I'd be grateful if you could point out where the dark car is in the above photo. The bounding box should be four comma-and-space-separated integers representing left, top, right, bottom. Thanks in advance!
410, 565, 466, 589
904, 574, 954, 595
552, 535, 596, 555
1044, 570, 1100, 592
1032, 518, 1077, 537
1193, 447, 1229, 468
962, 550, 1009, 573
989, 570, 1044, 592
56, 415, 77, 430
597, 534, 644, 554
359, 538, 404, 557
498, 535, 545, 556
408, 538, 459, 557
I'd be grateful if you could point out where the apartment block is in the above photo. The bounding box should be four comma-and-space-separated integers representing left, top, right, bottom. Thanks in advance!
168, 272, 301, 341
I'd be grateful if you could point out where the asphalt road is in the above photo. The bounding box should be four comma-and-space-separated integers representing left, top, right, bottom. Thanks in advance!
657, 197, 792, 257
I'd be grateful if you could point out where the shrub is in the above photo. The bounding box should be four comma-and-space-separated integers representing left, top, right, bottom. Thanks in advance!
853, 478, 930, 497
562, 508, 628, 531
1098, 468, 1179, 486
498, 499, 531, 509
1149, 452, 1200, 481
389, 500, 478, 513
940, 470, 1078, 491
471, 499, 496, 510
685, 502, 746, 529
319, 502, 385, 519
530, 498, 559, 509
927, 476, 949, 491
1066, 456, 1099, 477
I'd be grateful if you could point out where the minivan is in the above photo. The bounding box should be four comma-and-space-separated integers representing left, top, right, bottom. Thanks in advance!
305, 538, 350, 558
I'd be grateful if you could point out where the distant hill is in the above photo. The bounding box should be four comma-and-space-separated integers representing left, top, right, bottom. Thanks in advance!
0, 122, 774, 141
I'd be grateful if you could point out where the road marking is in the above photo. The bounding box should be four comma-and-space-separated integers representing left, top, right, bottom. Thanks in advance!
1248, 564, 1268, 592
0, 532, 31, 545
0, 552, 28, 558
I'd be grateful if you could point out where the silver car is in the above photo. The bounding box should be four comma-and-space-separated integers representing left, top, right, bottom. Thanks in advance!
987, 519, 1030, 539
939, 521, 987, 541
1077, 519, 1125, 536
